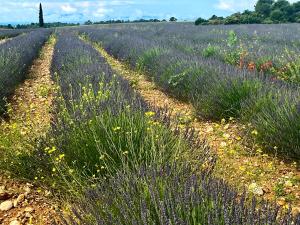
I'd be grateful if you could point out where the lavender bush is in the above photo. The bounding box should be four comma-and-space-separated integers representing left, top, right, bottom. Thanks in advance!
0, 29, 30, 40
59, 165, 300, 225
0, 29, 51, 114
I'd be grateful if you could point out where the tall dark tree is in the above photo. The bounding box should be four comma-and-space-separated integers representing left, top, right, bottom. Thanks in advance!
39, 3, 44, 27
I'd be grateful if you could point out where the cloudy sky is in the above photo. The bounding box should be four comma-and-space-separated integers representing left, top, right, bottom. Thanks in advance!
0, 0, 297, 24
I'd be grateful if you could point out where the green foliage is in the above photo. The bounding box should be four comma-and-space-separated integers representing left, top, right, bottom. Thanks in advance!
137, 48, 163, 73
272, 50, 300, 83
166, 65, 202, 99
227, 30, 238, 47
255, 0, 274, 17
195, 17, 208, 25
224, 13, 242, 24
270, 9, 286, 22
274, 182, 285, 197
195, 0, 300, 25
202, 44, 219, 57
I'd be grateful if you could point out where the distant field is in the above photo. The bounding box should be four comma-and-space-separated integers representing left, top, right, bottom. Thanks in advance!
0, 24, 300, 224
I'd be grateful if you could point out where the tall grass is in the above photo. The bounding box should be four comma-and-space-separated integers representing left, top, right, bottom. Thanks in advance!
0, 29, 29, 40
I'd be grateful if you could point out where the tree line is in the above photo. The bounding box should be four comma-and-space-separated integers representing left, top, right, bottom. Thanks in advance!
195, 0, 300, 25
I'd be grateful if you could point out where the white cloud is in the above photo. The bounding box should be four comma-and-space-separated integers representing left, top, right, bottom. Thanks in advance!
110, 0, 135, 6
215, 0, 255, 12
61, 4, 77, 13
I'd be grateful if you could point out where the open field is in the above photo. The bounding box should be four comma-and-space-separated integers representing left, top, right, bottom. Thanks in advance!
0, 23, 300, 224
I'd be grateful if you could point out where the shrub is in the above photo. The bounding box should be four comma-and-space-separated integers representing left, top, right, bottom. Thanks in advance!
193, 75, 262, 120
195, 17, 208, 25
58, 165, 299, 225
242, 85, 300, 159
202, 44, 219, 58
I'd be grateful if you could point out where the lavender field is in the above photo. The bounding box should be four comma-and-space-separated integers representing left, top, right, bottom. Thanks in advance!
78, 23, 300, 159
0, 23, 300, 224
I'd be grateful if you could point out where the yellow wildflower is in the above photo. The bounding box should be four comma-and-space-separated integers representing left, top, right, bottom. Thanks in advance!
48, 146, 57, 154
145, 111, 155, 117
123, 151, 129, 155
251, 130, 258, 136
113, 126, 121, 132
239, 166, 246, 171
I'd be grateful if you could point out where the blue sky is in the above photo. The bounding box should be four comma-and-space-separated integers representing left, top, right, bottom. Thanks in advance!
0, 0, 297, 24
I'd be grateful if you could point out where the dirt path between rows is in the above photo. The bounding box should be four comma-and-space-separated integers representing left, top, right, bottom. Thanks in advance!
0, 36, 58, 225
89, 41, 300, 215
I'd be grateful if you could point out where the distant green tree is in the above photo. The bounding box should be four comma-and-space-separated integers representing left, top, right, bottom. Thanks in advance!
224, 13, 241, 24
270, 9, 286, 22
240, 10, 263, 23
169, 17, 177, 22
39, 3, 44, 27
195, 17, 208, 25
209, 15, 219, 20
84, 20, 93, 25
294, 2, 300, 12
255, 0, 274, 17
272, 0, 290, 10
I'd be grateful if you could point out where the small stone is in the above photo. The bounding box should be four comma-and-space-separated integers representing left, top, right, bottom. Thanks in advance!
9, 220, 21, 225
14, 194, 25, 207
0, 200, 13, 211
248, 183, 264, 196
25, 212, 32, 218
24, 186, 31, 194
24, 207, 34, 213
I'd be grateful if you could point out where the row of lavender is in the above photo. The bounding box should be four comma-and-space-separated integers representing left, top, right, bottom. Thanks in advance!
0, 29, 30, 40
47, 31, 300, 224
79, 24, 300, 160
81, 23, 300, 78
0, 29, 52, 114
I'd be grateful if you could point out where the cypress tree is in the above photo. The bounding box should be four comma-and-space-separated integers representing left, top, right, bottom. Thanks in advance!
39, 3, 44, 27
